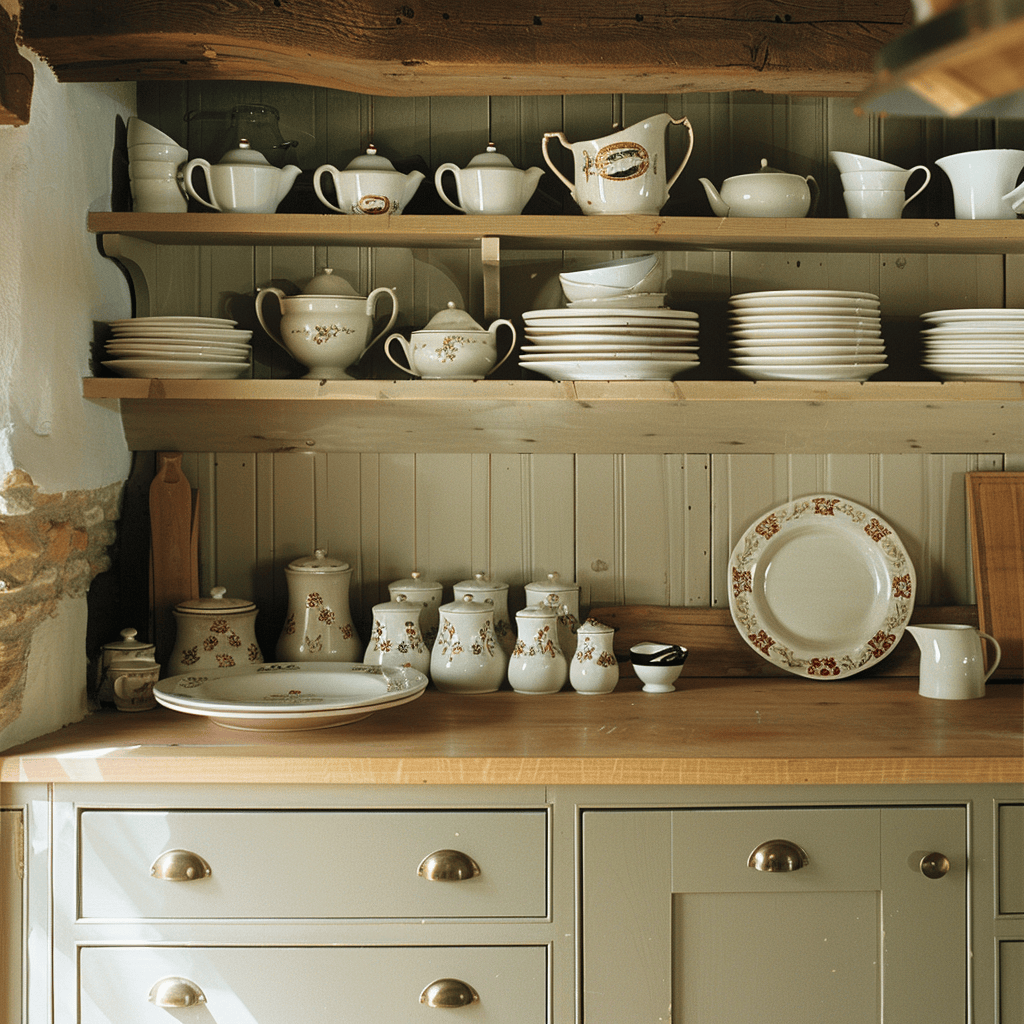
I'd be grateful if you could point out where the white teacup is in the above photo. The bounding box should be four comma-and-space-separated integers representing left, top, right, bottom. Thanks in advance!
110, 658, 160, 711
131, 178, 187, 213
129, 142, 188, 163
129, 159, 183, 181
843, 188, 909, 219
841, 166, 930, 194
830, 150, 904, 173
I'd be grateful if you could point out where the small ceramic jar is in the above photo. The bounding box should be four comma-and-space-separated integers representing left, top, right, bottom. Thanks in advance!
109, 658, 161, 712
388, 571, 444, 648
508, 602, 568, 694
167, 587, 263, 676
524, 571, 581, 659
431, 595, 507, 693
453, 572, 514, 658
96, 627, 156, 706
364, 594, 430, 675
570, 619, 619, 694
276, 549, 360, 662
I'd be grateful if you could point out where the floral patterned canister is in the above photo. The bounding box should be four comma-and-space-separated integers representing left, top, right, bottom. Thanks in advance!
276, 549, 360, 662
167, 587, 263, 676
364, 594, 430, 675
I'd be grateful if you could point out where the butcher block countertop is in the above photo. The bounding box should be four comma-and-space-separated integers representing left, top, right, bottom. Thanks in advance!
1, 677, 1021, 787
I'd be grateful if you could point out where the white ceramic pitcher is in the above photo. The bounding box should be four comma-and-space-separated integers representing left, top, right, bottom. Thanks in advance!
542, 113, 694, 215
907, 623, 1002, 700
935, 149, 1024, 220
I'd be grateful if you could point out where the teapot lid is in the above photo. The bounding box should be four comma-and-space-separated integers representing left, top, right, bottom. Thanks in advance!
389, 570, 443, 593
101, 627, 155, 654
439, 594, 495, 614
286, 549, 351, 573
422, 301, 484, 332
344, 144, 399, 171
577, 617, 614, 635
756, 157, 787, 174
218, 139, 272, 166
465, 143, 515, 169
525, 571, 580, 594
174, 586, 257, 614
301, 268, 359, 296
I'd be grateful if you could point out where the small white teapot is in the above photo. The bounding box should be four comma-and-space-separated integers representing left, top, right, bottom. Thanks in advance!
385, 302, 516, 379
182, 139, 300, 213
699, 158, 819, 218
435, 144, 544, 215
314, 145, 425, 215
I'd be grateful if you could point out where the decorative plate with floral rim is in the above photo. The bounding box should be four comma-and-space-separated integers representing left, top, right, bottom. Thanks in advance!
728, 495, 916, 679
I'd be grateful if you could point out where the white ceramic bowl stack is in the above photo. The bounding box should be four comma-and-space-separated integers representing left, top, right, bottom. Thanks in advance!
128, 116, 189, 213
728, 289, 887, 381
558, 253, 665, 307
920, 307, 1024, 380
519, 306, 700, 380
103, 316, 254, 379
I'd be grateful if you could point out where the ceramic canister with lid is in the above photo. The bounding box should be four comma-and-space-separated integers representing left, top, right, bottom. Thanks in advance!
167, 587, 263, 676
569, 618, 619, 694
524, 571, 581, 659
364, 594, 430, 675
453, 572, 514, 658
276, 549, 360, 662
96, 627, 157, 706
388, 571, 444, 648
430, 595, 507, 693
508, 601, 568, 694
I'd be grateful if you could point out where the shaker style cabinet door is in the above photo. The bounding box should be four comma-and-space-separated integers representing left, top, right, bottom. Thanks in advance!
582, 806, 967, 1024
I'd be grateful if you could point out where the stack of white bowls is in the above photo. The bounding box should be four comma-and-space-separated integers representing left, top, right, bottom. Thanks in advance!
729, 289, 887, 381
830, 150, 930, 220
920, 307, 1024, 380
128, 116, 189, 213
558, 253, 665, 307
102, 316, 253, 379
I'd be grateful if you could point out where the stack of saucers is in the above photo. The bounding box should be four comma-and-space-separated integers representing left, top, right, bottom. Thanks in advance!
519, 307, 700, 380
729, 289, 887, 381
102, 316, 253, 379
920, 307, 1024, 381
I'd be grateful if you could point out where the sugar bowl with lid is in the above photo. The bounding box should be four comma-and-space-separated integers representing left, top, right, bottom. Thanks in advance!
524, 571, 581, 659
453, 572, 514, 658
167, 587, 263, 677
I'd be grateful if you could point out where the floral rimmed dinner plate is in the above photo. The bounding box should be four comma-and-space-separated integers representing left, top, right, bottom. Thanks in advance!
728, 495, 915, 679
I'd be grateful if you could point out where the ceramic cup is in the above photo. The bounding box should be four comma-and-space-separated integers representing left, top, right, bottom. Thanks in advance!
829, 150, 904, 173
843, 189, 909, 219
111, 659, 161, 711
131, 177, 187, 213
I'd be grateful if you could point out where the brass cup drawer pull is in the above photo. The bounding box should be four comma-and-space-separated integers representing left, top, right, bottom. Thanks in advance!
150, 849, 212, 881
148, 976, 207, 1007
417, 849, 481, 881
920, 852, 951, 879
747, 839, 809, 872
420, 978, 480, 1008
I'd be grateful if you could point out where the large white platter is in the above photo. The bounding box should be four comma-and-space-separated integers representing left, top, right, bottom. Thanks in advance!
733, 364, 887, 381
102, 358, 249, 379
728, 494, 915, 679
521, 358, 698, 380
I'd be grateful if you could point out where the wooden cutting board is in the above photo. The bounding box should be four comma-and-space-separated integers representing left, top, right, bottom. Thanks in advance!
967, 472, 1024, 677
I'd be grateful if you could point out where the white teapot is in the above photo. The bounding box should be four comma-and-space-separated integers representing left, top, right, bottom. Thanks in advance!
435, 144, 544, 215
314, 145, 425, 215
182, 139, 300, 213
699, 158, 819, 218
385, 302, 516, 379
256, 268, 398, 379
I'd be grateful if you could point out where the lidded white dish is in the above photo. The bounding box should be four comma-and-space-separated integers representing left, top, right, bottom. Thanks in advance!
276, 549, 360, 662
364, 593, 430, 675
389, 570, 444, 647
453, 572, 514, 657
314, 144, 425, 215
508, 601, 568, 694
168, 587, 263, 676
570, 618, 619, 694
524, 571, 581, 658
431, 594, 507, 693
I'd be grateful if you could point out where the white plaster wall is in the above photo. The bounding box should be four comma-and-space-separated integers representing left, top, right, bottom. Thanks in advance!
0, 51, 135, 751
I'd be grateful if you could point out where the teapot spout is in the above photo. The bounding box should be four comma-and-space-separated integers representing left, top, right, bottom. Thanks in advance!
402, 169, 426, 207
699, 178, 730, 217
277, 163, 302, 202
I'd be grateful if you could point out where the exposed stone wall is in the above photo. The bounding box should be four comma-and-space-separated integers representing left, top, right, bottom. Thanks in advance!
0, 469, 121, 731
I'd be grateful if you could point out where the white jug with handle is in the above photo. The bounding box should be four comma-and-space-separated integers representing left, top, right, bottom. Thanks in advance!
935, 149, 1024, 219
907, 623, 1002, 699
542, 113, 694, 215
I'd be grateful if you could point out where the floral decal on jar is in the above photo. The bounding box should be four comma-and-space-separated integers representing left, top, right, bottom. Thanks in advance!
215, 654, 236, 668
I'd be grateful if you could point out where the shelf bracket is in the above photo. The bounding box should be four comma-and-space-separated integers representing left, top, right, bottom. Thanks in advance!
481, 235, 500, 322
97, 233, 154, 318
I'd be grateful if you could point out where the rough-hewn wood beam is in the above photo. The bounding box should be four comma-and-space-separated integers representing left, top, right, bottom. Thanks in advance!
1, 4, 32, 125
19, 1, 912, 97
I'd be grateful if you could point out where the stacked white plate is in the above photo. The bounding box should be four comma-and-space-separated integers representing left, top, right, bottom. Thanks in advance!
103, 316, 253, 379
920, 307, 1024, 381
729, 289, 887, 381
519, 306, 700, 380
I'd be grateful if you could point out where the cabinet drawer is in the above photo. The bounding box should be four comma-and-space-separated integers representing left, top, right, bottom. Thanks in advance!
79, 809, 547, 920
79, 944, 547, 1024
1000, 804, 1024, 914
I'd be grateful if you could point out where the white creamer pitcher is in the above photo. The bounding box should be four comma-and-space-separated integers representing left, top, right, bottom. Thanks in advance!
542, 113, 694, 215
935, 149, 1024, 220
907, 623, 1002, 700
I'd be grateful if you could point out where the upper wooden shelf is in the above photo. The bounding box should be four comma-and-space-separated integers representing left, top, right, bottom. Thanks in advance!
88, 213, 1024, 255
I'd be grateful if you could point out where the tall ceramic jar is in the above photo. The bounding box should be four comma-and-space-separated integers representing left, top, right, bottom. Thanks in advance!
276, 549, 360, 662
167, 587, 263, 676
363, 594, 430, 675
524, 571, 581, 659
570, 618, 619, 694
508, 601, 568, 694
430, 595, 506, 693
453, 572, 514, 659
388, 570, 444, 648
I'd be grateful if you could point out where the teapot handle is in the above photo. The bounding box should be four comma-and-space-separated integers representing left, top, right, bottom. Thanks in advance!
254, 287, 290, 351
384, 333, 422, 378
181, 159, 221, 211
312, 164, 346, 214
541, 133, 577, 197
434, 164, 467, 213
363, 287, 401, 354
665, 116, 695, 191
487, 319, 517, 375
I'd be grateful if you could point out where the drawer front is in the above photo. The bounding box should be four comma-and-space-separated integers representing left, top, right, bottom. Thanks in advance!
79, 944, 548, 1024
79, 809, 547, 920
1000, 803, 1024, 914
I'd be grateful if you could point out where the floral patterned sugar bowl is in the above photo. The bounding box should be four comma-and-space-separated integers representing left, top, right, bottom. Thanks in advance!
363, 594, 430, 676
384, 302, 516, 379
430, 595, 507, 693
570, 619, 619, 694
167, 587, 263, 677
276, 549, 360, 663
508, 601, 568, 695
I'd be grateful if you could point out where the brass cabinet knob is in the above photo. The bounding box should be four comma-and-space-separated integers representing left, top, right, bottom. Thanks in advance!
150, 849, 212, 881
747, 839, 809, 872
417, 849, 481, 881
148, 976, 207, 1007
420, 978, 480, 1008
919, 852, 951, 879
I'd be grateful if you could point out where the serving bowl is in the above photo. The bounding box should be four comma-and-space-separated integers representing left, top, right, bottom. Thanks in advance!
560, 253, 660, 288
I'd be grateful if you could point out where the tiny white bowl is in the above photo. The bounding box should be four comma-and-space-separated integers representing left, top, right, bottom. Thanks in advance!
632, 662, 684, 692
561, 261, 664, 302
630, 641, 688, 693
129, 142, 189, 163
829, 150, 904, 173
560, 253, 660, 289
127, 116, 181, 148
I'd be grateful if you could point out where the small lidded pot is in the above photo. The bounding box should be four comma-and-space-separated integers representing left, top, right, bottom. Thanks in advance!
96, 627, 157, 707
167, 587, 263, 677
524, 571, 581, 659
570, 619, 619, 694
508, 601, 568, 694
384, 302, 516, 379
431, 595, 507, 693
364, 594, 430, 675
453, 572, 514, 658
388, 571, 444, 648
276, 549, 360, 662
314, 145, 426, 216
